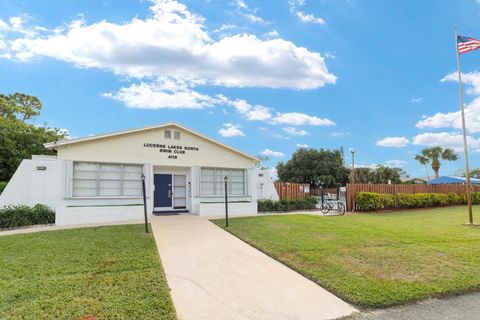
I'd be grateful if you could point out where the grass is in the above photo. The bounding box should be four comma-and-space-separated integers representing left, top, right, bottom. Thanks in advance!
212, 206, 480, 308
0, 224, 176, 320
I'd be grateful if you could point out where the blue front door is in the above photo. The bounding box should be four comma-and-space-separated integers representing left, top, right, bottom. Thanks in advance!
154, 174, 172, 208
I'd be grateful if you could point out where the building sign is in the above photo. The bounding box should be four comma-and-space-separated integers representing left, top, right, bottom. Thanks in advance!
143, 143, 200, 159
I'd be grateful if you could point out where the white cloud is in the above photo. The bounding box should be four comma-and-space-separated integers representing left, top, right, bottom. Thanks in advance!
355, 163, 379, 169
272, 112, 335, 126
244, 14, 265, 23
376, 136, 410, 148
441, 71, 480, 95
416, 97, 480, 133
261, 148, 284, 157
103, 79, 219, 109
417, 72, 480, 133
288, 0, 325, 25
266, 29, 279, 38
224, 98, 272, 121
385, 160, 407, 168
283, 127, 308, 136
1, 0, 335, 90
296, 143, 308, 148
331, 131, 348, 138
412, 132, 480, 152
410, 97, 423, 103
213, 24, 235, 33
324, 52, 336, 59
295, 11, 325, 25
218, 123, 245, 137
235, 0, 248, 9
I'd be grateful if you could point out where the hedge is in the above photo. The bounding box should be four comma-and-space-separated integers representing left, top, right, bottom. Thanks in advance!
0, 204, 55, 230
258, 197, 318, 212
354, 192, 478, 211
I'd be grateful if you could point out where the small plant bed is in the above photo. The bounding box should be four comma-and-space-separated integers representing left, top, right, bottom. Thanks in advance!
212, 206, 480, 308
0, 224, 176, 319
0, 204, 55, 230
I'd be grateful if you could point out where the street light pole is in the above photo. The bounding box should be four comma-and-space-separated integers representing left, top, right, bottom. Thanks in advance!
141, 173, 149, 233
350, 148, 356, 212
224, 176, 229, 227
350, 149, 356, 186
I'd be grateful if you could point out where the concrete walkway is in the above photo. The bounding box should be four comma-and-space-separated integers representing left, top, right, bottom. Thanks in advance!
151, 215, 357, 320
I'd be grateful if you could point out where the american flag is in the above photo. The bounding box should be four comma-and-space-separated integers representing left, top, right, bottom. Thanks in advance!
457, 35, 480, 54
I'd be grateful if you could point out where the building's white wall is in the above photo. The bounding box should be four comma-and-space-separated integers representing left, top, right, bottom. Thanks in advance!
198, 201, 257, 216
254, 168, 279, 201
55, 205, 147, 226
0, 156, 64, 208
55, 125, 256, 169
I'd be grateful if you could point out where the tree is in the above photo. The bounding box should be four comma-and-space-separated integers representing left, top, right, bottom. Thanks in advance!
276, 148, 349, 187
0, 93, 42, 122
414, 146, 458, 178
0, 93, 66, 181
454, 168, 480, 179
352, 165, 405, 184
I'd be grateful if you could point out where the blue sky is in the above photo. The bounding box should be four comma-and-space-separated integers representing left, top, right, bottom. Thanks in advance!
1, 0, 480, 179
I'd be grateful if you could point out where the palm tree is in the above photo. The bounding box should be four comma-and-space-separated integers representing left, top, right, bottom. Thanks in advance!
414, 146, 458, 179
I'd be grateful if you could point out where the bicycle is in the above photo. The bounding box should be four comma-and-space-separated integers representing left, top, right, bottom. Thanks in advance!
320, 200, 345, 215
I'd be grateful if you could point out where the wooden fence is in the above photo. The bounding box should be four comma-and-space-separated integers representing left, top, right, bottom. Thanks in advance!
274, 182, 311, 199
346, 183, 480, 211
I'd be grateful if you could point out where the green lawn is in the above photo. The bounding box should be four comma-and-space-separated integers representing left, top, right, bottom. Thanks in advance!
0, 224, 176, 320
212, 206, 480, 308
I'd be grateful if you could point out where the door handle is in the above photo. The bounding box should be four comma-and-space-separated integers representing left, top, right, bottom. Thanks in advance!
168, 190, 171, 198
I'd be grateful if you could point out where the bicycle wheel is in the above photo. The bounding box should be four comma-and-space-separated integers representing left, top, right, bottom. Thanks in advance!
337, 203, 345, 215
320, 203, 330, 214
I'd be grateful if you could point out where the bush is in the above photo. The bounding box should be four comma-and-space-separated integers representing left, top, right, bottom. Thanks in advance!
258, 196, 317, 212
0, 181, 7, 195
0, 204, 55, 229
355, 191, 479, 211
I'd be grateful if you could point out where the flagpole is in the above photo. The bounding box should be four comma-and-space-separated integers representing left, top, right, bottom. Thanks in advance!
454, 26, 474, 225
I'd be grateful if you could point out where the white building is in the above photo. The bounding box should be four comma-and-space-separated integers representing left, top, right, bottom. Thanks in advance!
0, 123, 278, 225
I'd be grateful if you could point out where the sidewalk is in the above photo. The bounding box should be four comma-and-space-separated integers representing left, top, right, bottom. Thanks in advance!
151, 215, 357, 320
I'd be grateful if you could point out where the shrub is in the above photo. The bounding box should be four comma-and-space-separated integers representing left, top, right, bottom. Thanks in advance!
258, 196, 317, 212
355, 192, 384, 211
0, 181, 7, 195
355, 191, 477, 211
0, 204, 55, 230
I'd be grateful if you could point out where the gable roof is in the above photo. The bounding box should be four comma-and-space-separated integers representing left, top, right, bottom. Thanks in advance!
44, 122, 259, 162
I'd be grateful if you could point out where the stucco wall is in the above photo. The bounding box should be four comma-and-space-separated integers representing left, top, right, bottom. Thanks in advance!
255, 169, 279, 201
0, 156, 64, 208
55, 125, 256, 168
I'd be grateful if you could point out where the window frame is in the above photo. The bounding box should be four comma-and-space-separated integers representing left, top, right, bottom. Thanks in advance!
71, 161, 144, 198
200, 167, 247, 197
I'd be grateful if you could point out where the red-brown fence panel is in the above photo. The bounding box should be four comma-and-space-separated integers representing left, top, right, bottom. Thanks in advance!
274, 182, 311, 200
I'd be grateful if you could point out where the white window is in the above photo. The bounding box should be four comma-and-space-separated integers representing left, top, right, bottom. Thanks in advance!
200, 168, 246, 196
174, 131, 180, 140
164, 130, 171, 139
72, 162, 143, 197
